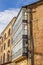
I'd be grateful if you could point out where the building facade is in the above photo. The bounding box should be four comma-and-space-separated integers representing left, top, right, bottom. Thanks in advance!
24, 0, 43, 65
27, 1, 43, 65
0, 36, 3, 64
0, 0, 43, 65
12, 0, 43, 65
12, 8, 28, 65
0, 17, 16, 65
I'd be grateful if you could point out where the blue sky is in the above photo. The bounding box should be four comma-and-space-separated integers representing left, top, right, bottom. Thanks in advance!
0, 0, 38, 33
0, 0, 38, 11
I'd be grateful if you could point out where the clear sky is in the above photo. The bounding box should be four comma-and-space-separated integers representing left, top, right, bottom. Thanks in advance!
0, 0, 38, 33
0, 0, 38, 11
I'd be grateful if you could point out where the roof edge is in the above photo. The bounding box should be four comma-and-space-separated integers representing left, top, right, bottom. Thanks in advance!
22, 0, 43, 8
1, 17, 16, 34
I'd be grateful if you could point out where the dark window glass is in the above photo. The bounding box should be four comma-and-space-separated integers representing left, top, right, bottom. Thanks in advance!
1, 56, 2, 63
4, 43, 6, 50
4, 33, 6, 39
7, 51, 10, 62
3, 53, 5, 63
8, 39, 10, 47
8, 29, 11, 35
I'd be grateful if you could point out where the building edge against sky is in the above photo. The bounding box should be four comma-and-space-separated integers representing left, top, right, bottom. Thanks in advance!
0, 17, 16, 65
12, 0, 43, 65
0, 0, 43, 65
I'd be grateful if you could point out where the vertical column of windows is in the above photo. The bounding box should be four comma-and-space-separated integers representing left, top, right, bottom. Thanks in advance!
12, 9, 28, 60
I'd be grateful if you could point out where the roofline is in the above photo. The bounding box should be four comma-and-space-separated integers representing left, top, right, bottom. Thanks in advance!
1, 17, 16, 34
1, 0, 43, 34
12, 8, 22, 26
12, 0, 43, 28
22, 0, 43, 8
12, 7, 28, 27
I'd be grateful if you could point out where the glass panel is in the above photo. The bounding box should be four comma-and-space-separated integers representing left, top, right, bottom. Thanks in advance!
12, 9, 28, 60
22, 9, 28, 20
12, 39, 23, 55
13, 32, 22, 45
12, 48, 23, 60
13, 17, 22, 33
13, 24, 23, 43
13, 10, 23, 30
23, 23, 27, 35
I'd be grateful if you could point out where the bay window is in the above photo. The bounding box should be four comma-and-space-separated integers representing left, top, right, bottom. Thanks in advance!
12, 8, 28, 60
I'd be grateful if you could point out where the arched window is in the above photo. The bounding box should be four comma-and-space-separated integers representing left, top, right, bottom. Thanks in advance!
1, 56, 2, 63
3, 53, 5, 63
4, 43, 6, 50
8, 29, 11, 35
7, 51, 10, 62
4, 33, 6, 39
8, 39, 10, 47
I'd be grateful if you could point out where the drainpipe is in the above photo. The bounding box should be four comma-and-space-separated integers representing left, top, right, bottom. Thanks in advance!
27, 8, 34, 65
